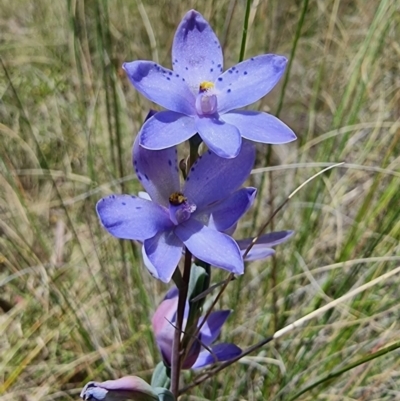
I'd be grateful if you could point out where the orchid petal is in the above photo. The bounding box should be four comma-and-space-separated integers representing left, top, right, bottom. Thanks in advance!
133, 136, 179, 207
192, 343, 242, 369
243, 247, 275, 261
184, 140, 255, 208
175, 219, 244, 274
143, 231, 183, 283
96, 195, 171, 241
80, 376, 158, 400
152, 296, 178, 365
198, 310, 231, 346
139, 111, 196, 150
222, 111, 296, 144
123, 61, 195, 115
237, 231, 294, 249
172, 10, 223, 91
182, 338, 202, 369
205, 187, 257, 231
216, 54, 287, 113
195, 116, 241, 158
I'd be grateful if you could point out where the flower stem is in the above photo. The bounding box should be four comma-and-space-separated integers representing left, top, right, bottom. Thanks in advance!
170, 138, 201, 397
170, 248, 192, 397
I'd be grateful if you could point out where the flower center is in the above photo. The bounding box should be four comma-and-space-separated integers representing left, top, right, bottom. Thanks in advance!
168, 192, 196, 225
196, 81, 218, 116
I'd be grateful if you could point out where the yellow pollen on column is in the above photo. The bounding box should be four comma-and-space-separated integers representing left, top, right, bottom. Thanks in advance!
199, 81, 215, 92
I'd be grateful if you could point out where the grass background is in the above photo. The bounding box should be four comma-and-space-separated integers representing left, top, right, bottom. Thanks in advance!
0, 0, 399, 400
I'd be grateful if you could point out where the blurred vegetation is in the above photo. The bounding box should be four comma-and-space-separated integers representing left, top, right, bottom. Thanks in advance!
0, 0, 399, 400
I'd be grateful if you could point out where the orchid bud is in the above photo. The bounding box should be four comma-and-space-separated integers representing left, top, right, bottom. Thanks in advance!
80, 376, 159, 401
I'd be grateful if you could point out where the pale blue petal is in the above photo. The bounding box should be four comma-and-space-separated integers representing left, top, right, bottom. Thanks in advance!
198, 310, 231, 346
96, 195, 172, 241
132, 135, 179, 207
123, 61, 195, 115
237, 231, 294, 249
222, 111, 296, 144
184, 140, 255, 208
172, 10, 223, 90
143, 231, 183, 283
216, 54, 287, 113
195, 116, 241, 158
205, 187, 257, 231
243, 247, 275, 261
192, 343, 242, 369
139, 111, 196, 150
175, 219, 244, 274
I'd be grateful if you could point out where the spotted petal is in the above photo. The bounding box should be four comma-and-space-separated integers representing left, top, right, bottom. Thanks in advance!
139, 111, 196, 150
172, 10, 223, 91
96, 195, 172, 241
123, 61, 195, 115
222, 111, 296, 144
133, 135, 180, 206
184, 140, 255, 208
216, 54, 287, 113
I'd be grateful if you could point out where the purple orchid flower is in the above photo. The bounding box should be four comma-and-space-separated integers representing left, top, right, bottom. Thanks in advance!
123, 10, 296, 159
96, 138, 256, 283
152, 288, 241, 370
80, 376, 159, 401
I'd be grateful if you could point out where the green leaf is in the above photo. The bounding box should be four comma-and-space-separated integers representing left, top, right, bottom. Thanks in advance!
150, 362, 171, 389
153, 387, 176, 401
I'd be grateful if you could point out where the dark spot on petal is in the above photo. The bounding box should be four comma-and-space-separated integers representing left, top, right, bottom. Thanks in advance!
138, 175, 142, 181
185, 67, 189, 70
228, 70, 233, 74
244, 71, 248, 75
122, 202, 126, 205
251, 57, 255, 61
145, 174, 149, 180
218, 77, 223, 81
211, 60, 215, 65
182, 78, 185, 81
176, 74, 179, 77
131, 195, 135, 198
135, 168, 139, 173
191, 167, 195, 172
174, 59, 178, 63
208, 150, 212, 155
168, 160, 172, 166
136, 206, 142, 210
210, 68, 213, 72
186, 177, 190, 181
169, 71, 173, 75
227, 89, 231, 93
167, 77, 170, 80
232, 66, 236, 70
217, 64, 221, 68
134, 160, 137, 165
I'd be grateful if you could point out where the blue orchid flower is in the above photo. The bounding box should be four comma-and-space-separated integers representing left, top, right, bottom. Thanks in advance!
123, 10, 296, 159
96, 137, 256, 283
